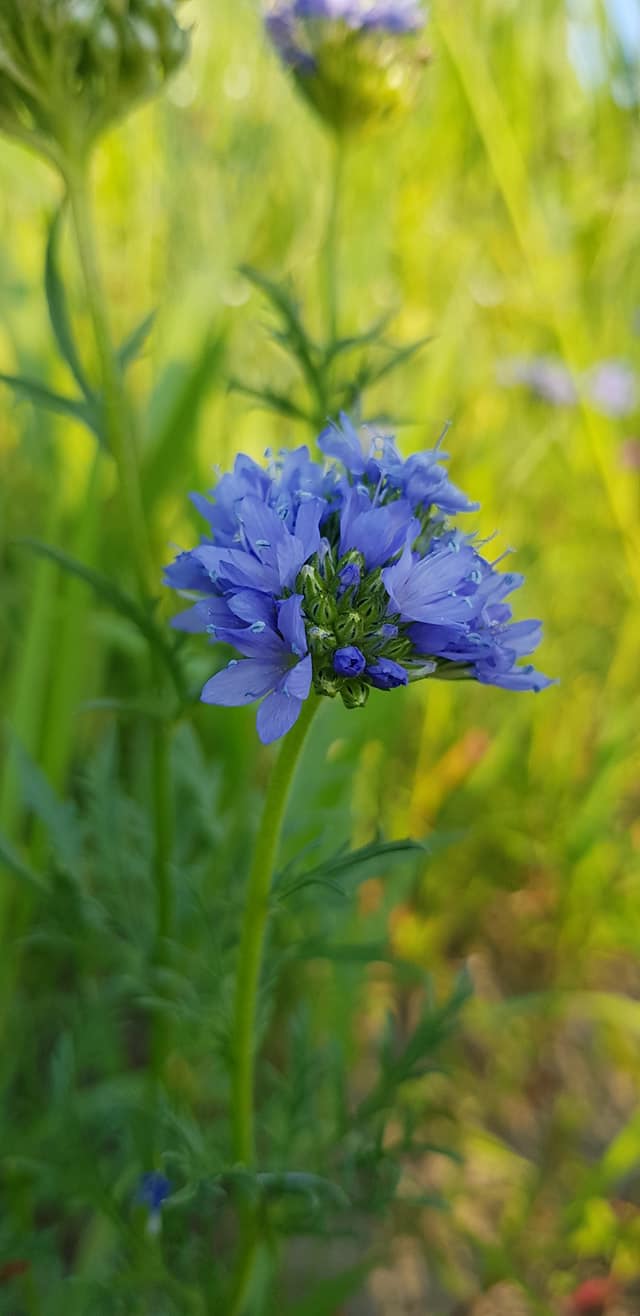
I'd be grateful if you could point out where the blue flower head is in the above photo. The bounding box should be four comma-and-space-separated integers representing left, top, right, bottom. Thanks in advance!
165, 419, 553, 745
264, 0, 429, 132
136, 1172, 172, 1235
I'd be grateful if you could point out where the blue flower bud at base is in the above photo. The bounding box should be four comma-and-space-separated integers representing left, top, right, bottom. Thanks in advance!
333, 645, 366, 677
366, 658, 409, 690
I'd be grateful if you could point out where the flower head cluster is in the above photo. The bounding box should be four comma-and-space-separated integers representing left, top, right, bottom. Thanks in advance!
264, 0, 428, 132
166, 416, 552, 744
0, 0, 189, 166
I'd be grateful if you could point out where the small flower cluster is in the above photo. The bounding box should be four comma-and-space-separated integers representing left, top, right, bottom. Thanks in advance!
264, 0, 428, 132
0, 0, 189, 164
166, 416, 552, 744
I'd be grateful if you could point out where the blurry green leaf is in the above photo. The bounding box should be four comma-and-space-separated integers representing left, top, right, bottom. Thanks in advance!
228, 379, 313, 423
0, 372, 103, 441
354, 334, 432, 391
323, 310, 395, 365
240, 265, 324, 405
12, 740, 83, 876
118, 310, 156, 372
297, 939, 392, 964
50, 1032, 76, 1104
279, 837, 423, 900
218, 1169, 349, 1210
0, 831, 47, 892
45, 207, 94, 401
255, 1171, 349, 1208
14, 539, 187, 701
285, 1260, 374, 1315
143, 328, 225, 506
79, 696, 171, 721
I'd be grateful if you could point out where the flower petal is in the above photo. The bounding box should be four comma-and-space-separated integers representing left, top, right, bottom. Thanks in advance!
282, 653, 312, 699
201, 659, 282, 706
256, 690, 304, 743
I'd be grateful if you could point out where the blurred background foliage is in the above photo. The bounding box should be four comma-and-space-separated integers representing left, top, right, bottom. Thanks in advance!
1, 0, 639, 1312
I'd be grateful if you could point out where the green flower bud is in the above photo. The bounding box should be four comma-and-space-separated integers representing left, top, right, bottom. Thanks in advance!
0, 0, 190, 168
265, 4, 430, 137
340, 679, 369, 709
335, 610, 363, 645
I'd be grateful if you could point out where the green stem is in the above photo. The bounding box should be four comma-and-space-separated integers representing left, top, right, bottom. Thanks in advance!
232, 694, 320, 1166
64, 157, 173, 1084
64, 160, 154, 597
324, 134, 345, 347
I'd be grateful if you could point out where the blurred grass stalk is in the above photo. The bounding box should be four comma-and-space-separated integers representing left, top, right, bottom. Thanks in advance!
436, 3, 640, 595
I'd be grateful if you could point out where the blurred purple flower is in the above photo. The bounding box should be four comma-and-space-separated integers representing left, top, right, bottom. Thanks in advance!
586, 360, 637, 417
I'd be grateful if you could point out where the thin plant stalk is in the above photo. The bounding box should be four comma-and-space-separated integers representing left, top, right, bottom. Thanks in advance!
232, 693, 320, 1165
324, 133, 346, 346
63, 156, 174, 1085
64, 160, 155, 596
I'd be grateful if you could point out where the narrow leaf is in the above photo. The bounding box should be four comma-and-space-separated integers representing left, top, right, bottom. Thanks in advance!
45, 206, 93, 400
356, 335, 432, 390
323, 310, 396, 365
228, 378, 313, 423
118, 310, 156, 372
0, 372, 103, 441
13, 539, 187, 700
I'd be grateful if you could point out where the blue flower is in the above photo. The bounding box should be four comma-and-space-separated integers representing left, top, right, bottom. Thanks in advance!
137, 1172, 172, 1212
201, 596, 313, 743
165, 418, 553, 743
136, 1172, 173, 1238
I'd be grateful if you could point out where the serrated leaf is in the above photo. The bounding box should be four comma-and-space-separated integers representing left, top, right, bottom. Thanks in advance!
13, 539, 187, 701
0, 372, 103, 441
45, 206, 93, 400
118, 310, 156, 372
12, 740, 83, 877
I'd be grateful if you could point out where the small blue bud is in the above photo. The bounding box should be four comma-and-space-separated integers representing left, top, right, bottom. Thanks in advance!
333, 645, 366, 678
366, 658, 408, 690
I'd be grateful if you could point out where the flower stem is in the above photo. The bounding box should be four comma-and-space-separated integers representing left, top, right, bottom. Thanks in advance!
232, 695, 320, 1166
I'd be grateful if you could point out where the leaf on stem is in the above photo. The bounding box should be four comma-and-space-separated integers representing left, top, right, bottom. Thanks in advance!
0, 372, 104, 441
118, 310, 157, 372
13, 539, 187, 702
45, 206, 95, 403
